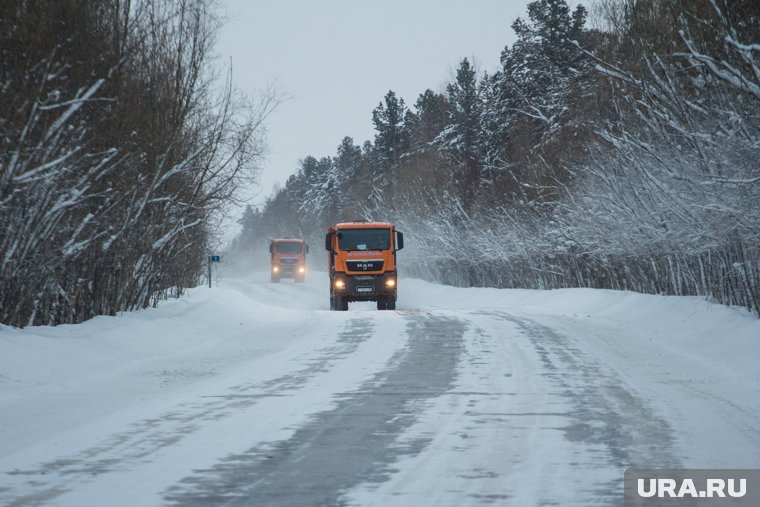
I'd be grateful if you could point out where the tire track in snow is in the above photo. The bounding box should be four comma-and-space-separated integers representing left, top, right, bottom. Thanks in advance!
345, 310, 683, 506
483, 311, 683, 503
162, 311, 467, 507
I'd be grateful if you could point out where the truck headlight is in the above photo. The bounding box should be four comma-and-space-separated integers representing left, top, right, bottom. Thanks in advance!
334, 279, 346, 289
299, 266, 305, 273
385, 278, 396, 288
273, 266, 279, 272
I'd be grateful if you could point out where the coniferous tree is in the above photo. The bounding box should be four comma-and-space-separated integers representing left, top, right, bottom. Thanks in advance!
437, 58, 483, 208
371, 90, 410, 173
333, 137, 366, 219
400, 90, 452, 200
493, 0, 589, 151
407, 89, 450, 155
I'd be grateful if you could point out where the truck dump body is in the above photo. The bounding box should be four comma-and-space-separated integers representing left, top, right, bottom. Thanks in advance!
270, 239, 309, 283
325, 222, 403, 311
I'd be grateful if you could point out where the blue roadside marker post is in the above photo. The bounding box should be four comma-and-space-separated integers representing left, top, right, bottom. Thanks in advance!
208, 255, 221, 287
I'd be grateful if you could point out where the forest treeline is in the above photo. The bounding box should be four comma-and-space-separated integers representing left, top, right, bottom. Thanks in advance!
1, 0, 273, 327
231, 0, 760, 317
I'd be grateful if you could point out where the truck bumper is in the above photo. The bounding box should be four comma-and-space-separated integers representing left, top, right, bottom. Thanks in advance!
333, 273, 397, 302
273, 264, 305, 278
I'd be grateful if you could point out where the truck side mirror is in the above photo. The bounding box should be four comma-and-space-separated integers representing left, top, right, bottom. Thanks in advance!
305, 244, 310, 254
269, 243, 275, 253
396, 231, 404, 251
324, 233, 332, 251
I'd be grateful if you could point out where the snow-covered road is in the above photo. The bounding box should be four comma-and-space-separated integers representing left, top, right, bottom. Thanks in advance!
1, 270, 759, 506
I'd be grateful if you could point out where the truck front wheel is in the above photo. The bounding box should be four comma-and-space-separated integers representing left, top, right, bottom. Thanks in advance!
377, 296, 396, 310
333, 295, 348, 311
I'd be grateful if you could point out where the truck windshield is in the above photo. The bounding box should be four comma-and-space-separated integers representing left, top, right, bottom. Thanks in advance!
337, 228, 390, 251
275, 242, 302, 254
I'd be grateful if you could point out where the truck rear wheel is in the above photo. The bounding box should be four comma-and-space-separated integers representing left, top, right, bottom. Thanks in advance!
386, 297, 396, 310
376, 297, 387, 310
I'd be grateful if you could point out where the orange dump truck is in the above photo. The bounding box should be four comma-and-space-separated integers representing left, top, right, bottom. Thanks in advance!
270, 239, 309, 283
324, 221, 404, 311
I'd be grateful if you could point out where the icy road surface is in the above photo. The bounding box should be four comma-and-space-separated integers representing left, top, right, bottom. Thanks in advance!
1, 270, 759, 506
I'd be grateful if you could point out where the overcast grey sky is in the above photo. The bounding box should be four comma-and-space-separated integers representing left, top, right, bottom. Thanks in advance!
215, 0, 536, 208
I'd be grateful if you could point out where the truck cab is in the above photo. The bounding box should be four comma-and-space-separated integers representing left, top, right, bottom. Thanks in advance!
325, 221, 404, 311
270, 239, 309, 283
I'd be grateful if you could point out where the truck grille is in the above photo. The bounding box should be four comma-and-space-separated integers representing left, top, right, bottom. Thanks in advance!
346, 259, 384, 271
279, 258, 298, 264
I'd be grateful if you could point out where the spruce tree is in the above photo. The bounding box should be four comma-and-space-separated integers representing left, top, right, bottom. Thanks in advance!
371, 90, 410, 170
408, 89, 450, 154
486, 0, 589, 173
438, 58, 483, 208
